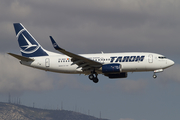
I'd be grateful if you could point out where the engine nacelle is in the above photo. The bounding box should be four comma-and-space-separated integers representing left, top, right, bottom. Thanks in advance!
102, 63, 121, 74
105, 72, 128, 79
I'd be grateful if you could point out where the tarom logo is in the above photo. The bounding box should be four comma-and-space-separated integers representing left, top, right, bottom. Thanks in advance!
19, 31, 40, 54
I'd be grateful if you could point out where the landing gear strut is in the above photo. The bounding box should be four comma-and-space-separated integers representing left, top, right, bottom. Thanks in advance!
88, 70, 99, 83
153, 69, 163, 79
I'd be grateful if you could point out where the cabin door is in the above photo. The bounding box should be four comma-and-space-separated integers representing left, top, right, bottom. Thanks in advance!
148, 54, 153, 63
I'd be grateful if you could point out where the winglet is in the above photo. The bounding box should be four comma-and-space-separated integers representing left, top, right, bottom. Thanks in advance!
49, 36, 64, 50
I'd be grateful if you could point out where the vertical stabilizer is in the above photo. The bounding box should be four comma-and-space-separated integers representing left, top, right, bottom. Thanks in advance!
13, 23, 48, 57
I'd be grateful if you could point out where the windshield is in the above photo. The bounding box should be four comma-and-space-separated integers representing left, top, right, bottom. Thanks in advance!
158, 56, 166, 59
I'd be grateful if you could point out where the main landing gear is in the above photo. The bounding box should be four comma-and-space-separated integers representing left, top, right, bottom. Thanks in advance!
88, 71, 99, 83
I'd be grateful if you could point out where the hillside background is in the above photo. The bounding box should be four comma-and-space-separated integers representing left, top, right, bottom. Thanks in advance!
0, 102, 108, 120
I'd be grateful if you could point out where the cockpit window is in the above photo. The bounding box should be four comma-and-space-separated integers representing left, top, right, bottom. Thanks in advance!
158, 56, 166, 59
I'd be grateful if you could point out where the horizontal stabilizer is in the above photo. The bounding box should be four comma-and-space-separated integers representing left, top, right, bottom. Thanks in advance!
8, 53, 34, 61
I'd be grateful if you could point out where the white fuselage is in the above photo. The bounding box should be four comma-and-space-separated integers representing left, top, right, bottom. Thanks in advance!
20, 52, 174, 75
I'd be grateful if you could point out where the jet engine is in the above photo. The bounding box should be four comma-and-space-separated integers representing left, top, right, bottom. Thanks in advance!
102, 63, 121, 74
101, 63, 127, 78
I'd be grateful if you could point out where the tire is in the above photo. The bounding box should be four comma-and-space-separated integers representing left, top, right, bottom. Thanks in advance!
153, 75, 157, 79
93, 78, 99, 83
89, 74, 94, 80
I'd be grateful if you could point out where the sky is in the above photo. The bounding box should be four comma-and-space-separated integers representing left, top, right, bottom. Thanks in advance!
1, 0, 180, 120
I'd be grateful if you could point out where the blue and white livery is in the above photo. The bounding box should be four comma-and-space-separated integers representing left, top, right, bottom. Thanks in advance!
9, 23, 174, 83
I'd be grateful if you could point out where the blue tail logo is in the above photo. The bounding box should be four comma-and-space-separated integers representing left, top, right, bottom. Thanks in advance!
14, 23, 48, 57
19, 31, 39, 53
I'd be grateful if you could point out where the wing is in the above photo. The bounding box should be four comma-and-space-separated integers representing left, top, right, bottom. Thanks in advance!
50, 36, 102, 71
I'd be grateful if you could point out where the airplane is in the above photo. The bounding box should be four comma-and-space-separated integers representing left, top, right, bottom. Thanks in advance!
8, 23, 174, 83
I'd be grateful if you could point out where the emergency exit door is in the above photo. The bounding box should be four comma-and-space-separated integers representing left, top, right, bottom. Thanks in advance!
45, 58, 50, 67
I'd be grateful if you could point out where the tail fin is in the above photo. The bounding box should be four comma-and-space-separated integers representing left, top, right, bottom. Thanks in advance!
13, 23, 48, 57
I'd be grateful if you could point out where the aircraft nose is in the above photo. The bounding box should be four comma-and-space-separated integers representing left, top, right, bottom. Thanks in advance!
168, 59, 174, 67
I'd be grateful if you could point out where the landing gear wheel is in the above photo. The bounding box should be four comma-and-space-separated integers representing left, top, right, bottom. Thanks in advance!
93, 78, 99, 83
153, 74, 157, 79
88, 70, 99, 83
89, 74, 94, 80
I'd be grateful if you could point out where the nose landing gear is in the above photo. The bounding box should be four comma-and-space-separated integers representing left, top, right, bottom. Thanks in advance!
153, 73, 157, 79
153, 69, 163, 79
